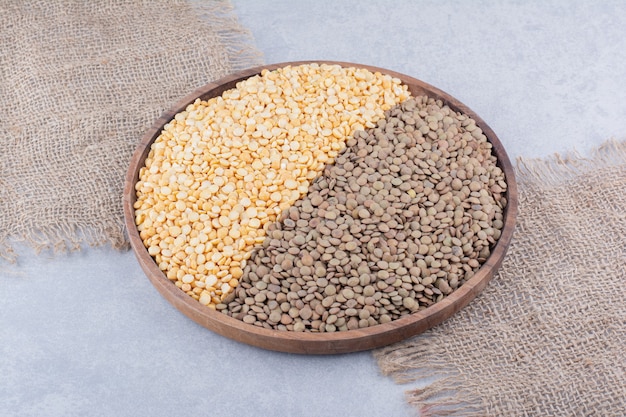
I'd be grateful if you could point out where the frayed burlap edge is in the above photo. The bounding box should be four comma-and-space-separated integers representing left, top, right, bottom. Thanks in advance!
191, 0, 264, 73
516, 139, 626, 187
374, 138, 626, 417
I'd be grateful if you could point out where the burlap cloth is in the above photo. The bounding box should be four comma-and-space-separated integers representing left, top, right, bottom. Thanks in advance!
375, 140, 626, 416
0, 0, 262, 262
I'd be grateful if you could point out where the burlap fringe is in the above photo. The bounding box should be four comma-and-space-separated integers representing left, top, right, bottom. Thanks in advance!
0, 221, 128, 263
516, 138, 626, 186
192, 1, 264, 72
374, 337, 486, 417
405, 381, 485, 417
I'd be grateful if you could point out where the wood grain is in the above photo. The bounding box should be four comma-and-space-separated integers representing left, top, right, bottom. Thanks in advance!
122, 61, 518, 354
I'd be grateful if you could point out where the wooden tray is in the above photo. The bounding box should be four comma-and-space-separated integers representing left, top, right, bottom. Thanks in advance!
123, 61, 518, 354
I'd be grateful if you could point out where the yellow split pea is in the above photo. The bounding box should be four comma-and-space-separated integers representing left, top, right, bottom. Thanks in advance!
134, 63, 410, 308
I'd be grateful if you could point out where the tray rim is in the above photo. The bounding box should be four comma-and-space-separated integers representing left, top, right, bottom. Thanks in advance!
122, 60, 518, 354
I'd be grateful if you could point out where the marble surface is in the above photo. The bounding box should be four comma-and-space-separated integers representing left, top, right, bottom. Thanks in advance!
2, 1, 625, 416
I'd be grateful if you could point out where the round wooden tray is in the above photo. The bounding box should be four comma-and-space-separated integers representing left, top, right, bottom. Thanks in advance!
123, 61, 518, 354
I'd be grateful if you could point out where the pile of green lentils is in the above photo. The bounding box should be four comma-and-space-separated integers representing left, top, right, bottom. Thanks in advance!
219, 96, 507, 332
